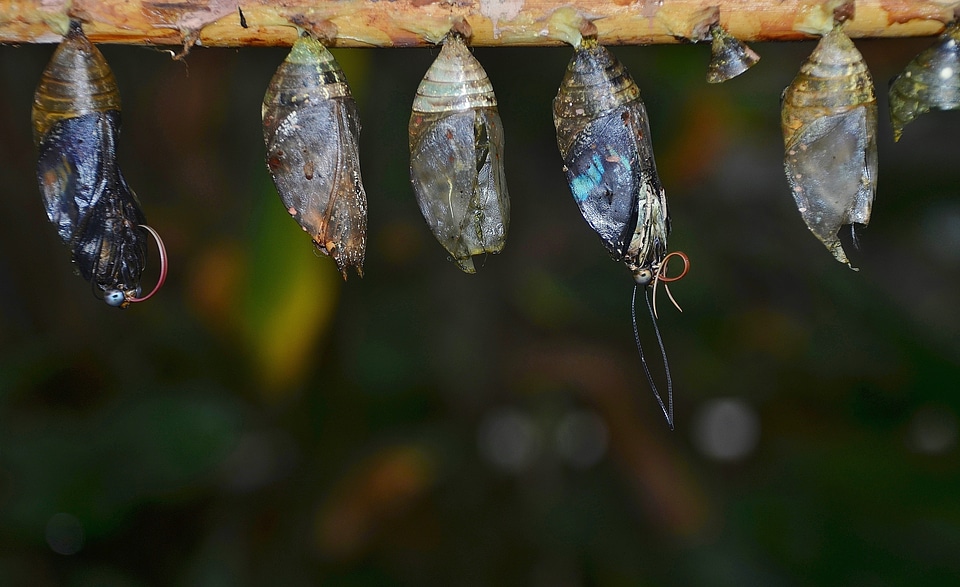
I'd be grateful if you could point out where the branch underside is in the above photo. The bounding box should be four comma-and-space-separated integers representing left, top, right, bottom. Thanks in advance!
0, 0, 956, 48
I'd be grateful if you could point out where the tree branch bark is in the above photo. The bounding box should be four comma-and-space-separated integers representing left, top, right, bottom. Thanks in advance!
0, 0, 957, 48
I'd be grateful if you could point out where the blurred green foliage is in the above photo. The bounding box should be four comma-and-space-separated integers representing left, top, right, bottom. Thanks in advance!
0, 31, 959, 586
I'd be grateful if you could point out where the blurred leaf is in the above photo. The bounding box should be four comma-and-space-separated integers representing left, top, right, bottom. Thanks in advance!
0, 385, 243, 539
241, 179, 341, 398
315, 444, 437, 561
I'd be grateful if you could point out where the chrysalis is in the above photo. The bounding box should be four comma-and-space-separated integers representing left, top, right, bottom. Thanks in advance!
33, 21, 166, 307
781, 26, 877, 268
706, 24, 760, 83
263, 31, 368, 278
409, 31, 509, 274
889, 21, 960, 141
553, 36, 688, 430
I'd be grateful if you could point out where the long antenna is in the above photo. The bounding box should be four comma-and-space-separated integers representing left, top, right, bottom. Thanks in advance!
632, 284, 675, 430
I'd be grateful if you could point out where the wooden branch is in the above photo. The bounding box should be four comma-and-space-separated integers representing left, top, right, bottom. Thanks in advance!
0, 0, 957, 48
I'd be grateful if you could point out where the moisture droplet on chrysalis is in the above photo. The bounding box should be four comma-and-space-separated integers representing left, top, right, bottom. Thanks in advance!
706, 24, 760, 83
34, 21, 161, 307
263, 32, 368, 279
889, 21, 960, 141
781, 26, 877, 268
409, 31, 510, 274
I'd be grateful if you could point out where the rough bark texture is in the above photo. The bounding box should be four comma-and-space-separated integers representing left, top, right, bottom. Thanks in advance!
0, 0, 958, 48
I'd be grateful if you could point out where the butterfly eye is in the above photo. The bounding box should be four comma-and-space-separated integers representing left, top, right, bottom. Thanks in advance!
634, 269, 654, 287
33, 21, 161, 306
408, 30, 509, 274
781, 25, 877, 269
104, 289, 126, 307
262, 31, 368, 279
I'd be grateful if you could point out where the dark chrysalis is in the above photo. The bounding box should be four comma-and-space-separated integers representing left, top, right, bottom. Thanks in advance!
409, 31, 509, 274
889, 21, 960, 141
553, 36, 689, 430
262, 31, 368, 278
781, 26, 877, 268
33, 21, 167, 307
706, 24, 760, 83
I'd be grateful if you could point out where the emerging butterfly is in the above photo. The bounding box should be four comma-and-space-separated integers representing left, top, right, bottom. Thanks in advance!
262, 30, 368, 278
409, 28, 510, 274
781, 24, 877, 268
553, 34, 689, 430
33, 21, 167, 307
889, 20, 960, 141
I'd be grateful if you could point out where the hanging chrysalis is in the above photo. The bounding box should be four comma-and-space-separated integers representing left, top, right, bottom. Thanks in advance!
409, 29, 509, 274
553, 35, 689, 430
781, 25, 877, 268
263, 31, 368, 278
706, 24, 760, 83
889, 21, 960, 141
33, 21, 167, 307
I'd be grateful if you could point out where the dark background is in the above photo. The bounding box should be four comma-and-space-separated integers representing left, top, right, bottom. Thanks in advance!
1, 31, 959, 586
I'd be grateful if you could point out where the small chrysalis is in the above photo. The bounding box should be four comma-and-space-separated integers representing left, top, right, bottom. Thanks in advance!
706, 24, 760, 83
889, 21, 960, 141
263, 31, 368, 278
33, 21, 166, 307
781, 26, 877, 268
409, 31, 510, 274
553, 36, 688, 430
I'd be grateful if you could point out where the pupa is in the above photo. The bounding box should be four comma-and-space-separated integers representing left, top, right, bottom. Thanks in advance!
263, 31, 368, 278
409, 30, 510, 274
33, 21, 166, 307
781, 25, 877, 268
889, 21, 960, 141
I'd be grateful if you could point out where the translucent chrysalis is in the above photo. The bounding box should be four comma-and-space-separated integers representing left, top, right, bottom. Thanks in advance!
781, 26, 877, 268
889, 21, 960, 141
33, 21, 166, 307
409, 31, 510, 274
263, 31, 368, 278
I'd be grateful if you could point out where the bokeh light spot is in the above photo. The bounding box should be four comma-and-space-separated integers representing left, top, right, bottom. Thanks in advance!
45, 512, 84, 555
555, 409, 609, 469
477, 408, 540, 472
907, 404, 958, 454
692, 398, 761, 461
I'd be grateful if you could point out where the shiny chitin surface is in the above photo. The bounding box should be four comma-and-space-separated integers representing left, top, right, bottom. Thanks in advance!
706, 24, 760, 83
263, 33, 368, 278
33, 21, 150, 305
553, 37, 669, 282
781, 26, 877, 267
409, 32, 509, 274
889, 21, 960, 141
